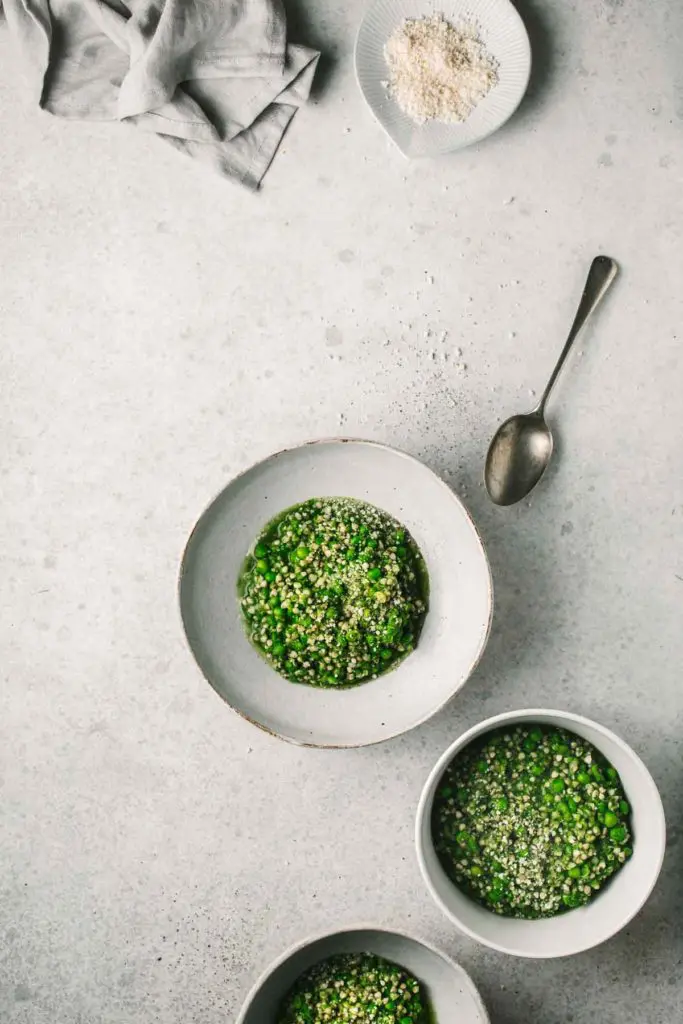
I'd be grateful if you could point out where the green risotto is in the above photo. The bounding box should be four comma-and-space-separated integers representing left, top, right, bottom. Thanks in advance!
238, 498, 428, 688
277, 952, 431, 1024
432, 725, 633, 919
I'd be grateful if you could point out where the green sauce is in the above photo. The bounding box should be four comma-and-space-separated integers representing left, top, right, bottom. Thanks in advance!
432, 725, 633, 919
277, 952, 432, 1024
238, 498, 429, 688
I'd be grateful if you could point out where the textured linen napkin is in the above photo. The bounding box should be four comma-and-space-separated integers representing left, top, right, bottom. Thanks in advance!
2, 0, 320, 189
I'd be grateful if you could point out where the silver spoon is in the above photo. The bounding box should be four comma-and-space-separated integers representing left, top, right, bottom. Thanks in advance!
485, 255, 618, 506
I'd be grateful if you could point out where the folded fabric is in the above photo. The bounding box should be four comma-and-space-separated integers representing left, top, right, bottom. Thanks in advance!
3, 0, 320, 189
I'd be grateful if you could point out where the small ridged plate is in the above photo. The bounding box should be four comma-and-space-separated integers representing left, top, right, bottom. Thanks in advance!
355, 0, 531, 157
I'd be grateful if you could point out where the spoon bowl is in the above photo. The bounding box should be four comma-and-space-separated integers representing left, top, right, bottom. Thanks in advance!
485, 410, 553, 505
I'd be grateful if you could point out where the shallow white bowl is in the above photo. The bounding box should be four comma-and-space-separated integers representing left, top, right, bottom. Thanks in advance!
179, 438, 492, 748
416, 708, 666, 958
236, 926, 490, 1024
355, 0, 532, 158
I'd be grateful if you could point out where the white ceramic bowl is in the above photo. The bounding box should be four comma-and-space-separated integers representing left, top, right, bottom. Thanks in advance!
179, 439, 492, 747
355, 0, 531, 158
416, 708, 666, 958
236, 926, 490, 1024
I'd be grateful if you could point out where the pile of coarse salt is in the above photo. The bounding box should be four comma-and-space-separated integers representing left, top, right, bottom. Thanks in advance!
384, 14, 498, 125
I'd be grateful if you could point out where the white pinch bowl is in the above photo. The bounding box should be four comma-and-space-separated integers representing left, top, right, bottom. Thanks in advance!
416, 708, 666, 957
355, 0, 532, 158
236, 926, 490, 1024
179, 438, 492, 748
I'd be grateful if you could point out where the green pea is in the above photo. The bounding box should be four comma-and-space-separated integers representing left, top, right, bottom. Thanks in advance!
296, 545, 309, 559
529, 727, 543, 743
254, 543, 268, 558
577, 771, 591, 784
272, 642, 285, 657
477, 760, 488, 774
439, 786, 453, 799
568, 866, 581, 878
380, 648, 393, 661
620, 800, 630, 815
367, 567, 382, 581
566, 797, 578, 812
470, 864, 483, 876
495, 796, 509, 811
609, 825, 627, 844
255, 559, 268, 574
264, 570, 276, 582
550, 777, 565, 793
604, 811, 618, 828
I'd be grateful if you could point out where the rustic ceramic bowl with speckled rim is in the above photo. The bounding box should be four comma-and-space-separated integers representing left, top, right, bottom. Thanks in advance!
178, 439, 493, 747
235, 926, 490, 1024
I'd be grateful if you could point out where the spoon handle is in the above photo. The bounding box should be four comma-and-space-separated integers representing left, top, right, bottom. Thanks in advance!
537, 255, 618, 414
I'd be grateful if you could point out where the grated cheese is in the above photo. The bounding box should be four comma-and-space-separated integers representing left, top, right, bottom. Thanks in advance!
384, 14, 498, 125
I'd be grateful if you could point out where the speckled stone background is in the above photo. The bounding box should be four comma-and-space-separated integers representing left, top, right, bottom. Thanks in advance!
2, 1, 683, 1022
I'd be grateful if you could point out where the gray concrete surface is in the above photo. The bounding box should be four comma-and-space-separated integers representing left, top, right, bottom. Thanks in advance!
2, 1, 682, 1022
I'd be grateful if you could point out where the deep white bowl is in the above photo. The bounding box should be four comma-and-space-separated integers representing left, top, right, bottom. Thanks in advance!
235, 926, 490, 1024
179, 439, 492, 748
416, 708, 666, 958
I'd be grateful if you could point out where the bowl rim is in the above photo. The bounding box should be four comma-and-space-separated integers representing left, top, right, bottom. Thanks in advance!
177, 436, 494, 749
235, 923, 491, 1024
415, 707, 667, 958
354, 0, 533, 159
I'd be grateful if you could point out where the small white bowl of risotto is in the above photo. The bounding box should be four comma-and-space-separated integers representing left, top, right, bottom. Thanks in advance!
236, 926, 490, 1024
416, 709, 666, 957
355, 0, 532, 157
